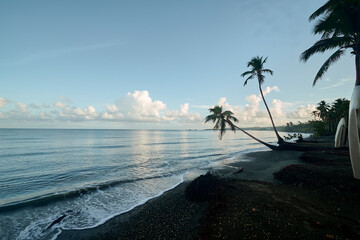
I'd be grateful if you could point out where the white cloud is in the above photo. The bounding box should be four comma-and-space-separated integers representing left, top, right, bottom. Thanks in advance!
218, 97, 233, 112
101, 112, 115, 119
73, 108, 85, 115
0, 87, 314, 128
165, 103, 202, 123
84, 106, 99, 119
53, 97, 73, 109
207, 86, 314, 127
114, 90, 167, 121
288, 104, 316, 119
105, 104, 118, 112
16, 103, 27, 112
180, 103, 189, 115
191, 105, 211, 109
271, 99, 285, 118
262, 86, 280, 96
54, 101, 67, 108
0, 97, 8, 108
39, 112, 52, 119
54, 105, 99, 121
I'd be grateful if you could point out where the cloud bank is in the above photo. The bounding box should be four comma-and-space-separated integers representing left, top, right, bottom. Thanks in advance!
0, 87, 315, 128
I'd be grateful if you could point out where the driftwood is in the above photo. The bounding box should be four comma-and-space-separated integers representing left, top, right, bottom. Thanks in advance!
46, 214, 67, 230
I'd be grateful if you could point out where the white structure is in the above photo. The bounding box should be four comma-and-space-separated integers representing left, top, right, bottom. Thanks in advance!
349, 85, 360, 179
335, 118, 346, 148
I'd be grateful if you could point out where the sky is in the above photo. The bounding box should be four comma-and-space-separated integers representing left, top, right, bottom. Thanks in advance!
0, 0, 356, 129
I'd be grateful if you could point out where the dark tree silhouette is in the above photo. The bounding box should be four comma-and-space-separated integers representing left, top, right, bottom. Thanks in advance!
205, 106, 277, 150
300, 0, 360, 86
241, 56, 284, 144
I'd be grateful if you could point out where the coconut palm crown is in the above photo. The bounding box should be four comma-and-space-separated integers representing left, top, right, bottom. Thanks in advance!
205, 106, 277, 150
300, 0, 360, 86
241, 56, 284, 144
205, 106, 238, 140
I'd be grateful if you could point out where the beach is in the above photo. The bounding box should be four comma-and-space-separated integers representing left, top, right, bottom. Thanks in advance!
58, 136, 360, 240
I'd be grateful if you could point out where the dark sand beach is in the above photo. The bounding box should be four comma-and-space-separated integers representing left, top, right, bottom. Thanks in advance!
58, 137, 360, 240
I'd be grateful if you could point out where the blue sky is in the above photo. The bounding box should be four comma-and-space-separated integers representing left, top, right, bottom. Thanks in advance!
0, 0, 355, 129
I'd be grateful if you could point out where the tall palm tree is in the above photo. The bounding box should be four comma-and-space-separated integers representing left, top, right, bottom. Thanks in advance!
205, 106, 277, 150
333, 98, 350, 121
241, 56, 284, 144
300, 0, 360, 86
315, 100, 330, 122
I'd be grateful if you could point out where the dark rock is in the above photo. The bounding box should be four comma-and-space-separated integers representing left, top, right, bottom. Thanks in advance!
185, 172, 223, 202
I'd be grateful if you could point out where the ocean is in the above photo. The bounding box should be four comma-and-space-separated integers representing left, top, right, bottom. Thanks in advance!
0, 128, 282, 240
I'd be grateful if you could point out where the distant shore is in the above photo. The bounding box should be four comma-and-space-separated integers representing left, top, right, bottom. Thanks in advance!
58, 136, 360, 240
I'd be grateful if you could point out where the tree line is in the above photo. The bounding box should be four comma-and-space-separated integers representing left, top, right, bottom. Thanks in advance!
280, 98, 350, 136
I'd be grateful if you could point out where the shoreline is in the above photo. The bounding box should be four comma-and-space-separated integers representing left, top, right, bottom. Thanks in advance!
57, 149, 304, 239
58, 136, 360, 239
56, 146, 270, 238
57, 182, 207, 240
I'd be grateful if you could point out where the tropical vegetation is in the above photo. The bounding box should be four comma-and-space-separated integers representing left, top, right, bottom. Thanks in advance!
280, 98, 350, 136
205, 106, 277, 150
241, 56, 285, 144
312, 98, 350, 135
300, 0, 360, 86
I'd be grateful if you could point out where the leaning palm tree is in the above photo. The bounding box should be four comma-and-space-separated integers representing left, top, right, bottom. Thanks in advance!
300, 0, 360, 86
205, 106, 277, 150
241, 56, 284, 144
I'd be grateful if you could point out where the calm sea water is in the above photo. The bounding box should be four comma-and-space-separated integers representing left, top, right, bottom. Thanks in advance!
0, 129, 281, 240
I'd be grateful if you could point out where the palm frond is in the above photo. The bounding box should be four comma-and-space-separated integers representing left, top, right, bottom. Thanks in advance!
204, 114, 217, 123
219, 117, 226, 140
240, 70, 254, 77
229, 116, 239, 123
314, 7, 356, 37
242, 56, 273, 87
300, 36, 352, 62
262, 56, 268, 64
313, 49, 345, 86
223, 110, 233, 115
309, 0, 334, 21
314, 17, 337, 37
214, 119, 220, 130
262, 69, 273, 75
243, 75, 254, 86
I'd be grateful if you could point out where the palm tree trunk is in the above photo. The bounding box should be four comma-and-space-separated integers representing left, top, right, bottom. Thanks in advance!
225, 120, 277, 150
355, 52, 360, 86
225, 119, 338, 152
258, 82, 284, 143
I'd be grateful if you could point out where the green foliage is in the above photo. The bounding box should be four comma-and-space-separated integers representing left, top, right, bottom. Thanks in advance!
301, 0, 360, 85
281, 98, 349, 136
279, 121, 317, 133
312, 98, 349, 135
284, 133, 303, 141
241, 56, 284, 143
205, 106, 238, 139
241, 56, 273, 86
312, 120, 328, 136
